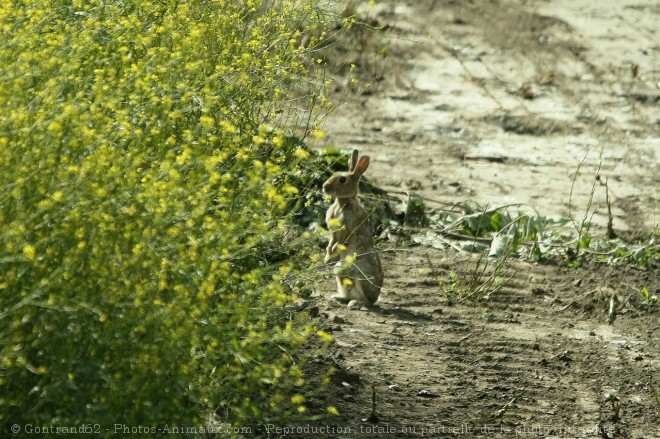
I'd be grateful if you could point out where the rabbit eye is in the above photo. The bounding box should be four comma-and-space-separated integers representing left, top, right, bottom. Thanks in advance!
339, 176, 347, 184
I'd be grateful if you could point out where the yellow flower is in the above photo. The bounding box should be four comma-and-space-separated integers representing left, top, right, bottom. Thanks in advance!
175, 147, 192, 165
293, 147, 309, 159
47, 121, 63, 134
282, 183, 298, 195
316, 330, 333, 344
273, 133, 284, 147
200, 115, 214, 129
327, 218, 342, 230
23, 245, 37, 261
219, 120, 237, 134
265, 186, 278, 202
327, 406, 339, 416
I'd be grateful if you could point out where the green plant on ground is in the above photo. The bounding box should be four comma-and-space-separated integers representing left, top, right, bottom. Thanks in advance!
0, 0, 339, 433
406, 196, 658, 271
566, 150, 604, 266
406, 194, 658, 303
439, 250, 515, 303
639, 287, 658, 305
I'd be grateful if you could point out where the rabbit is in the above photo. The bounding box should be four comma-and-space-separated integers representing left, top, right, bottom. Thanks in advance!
323, 149, 384, 308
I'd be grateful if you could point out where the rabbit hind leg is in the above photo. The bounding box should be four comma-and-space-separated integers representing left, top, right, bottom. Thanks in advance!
346, 279, 370, 308
333, 274, 371, 308
331, 275, 351, 304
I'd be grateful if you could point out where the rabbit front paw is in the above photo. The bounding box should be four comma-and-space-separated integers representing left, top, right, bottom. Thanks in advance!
325, 242, 340, 263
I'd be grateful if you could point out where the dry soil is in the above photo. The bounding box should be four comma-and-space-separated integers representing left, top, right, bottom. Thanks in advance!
292, 1, 660, 438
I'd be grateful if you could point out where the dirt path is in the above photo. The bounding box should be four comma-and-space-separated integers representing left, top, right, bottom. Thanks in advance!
297, 1, 659, 438
304, 253, 659, 438
322, 0, 659, 237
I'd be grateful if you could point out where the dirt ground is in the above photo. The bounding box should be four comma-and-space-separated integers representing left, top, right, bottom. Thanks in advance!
292, 1, 660, 438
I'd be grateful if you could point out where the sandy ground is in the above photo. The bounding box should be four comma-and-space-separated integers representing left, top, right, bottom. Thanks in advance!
291, 1, 660, 438
323, 0, 659, 237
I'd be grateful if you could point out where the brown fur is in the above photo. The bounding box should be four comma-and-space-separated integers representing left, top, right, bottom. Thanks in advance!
323, 150, 383, 307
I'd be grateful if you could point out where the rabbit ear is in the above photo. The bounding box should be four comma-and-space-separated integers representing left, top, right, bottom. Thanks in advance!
353, 155, 370, 177
348, 149, 359, 172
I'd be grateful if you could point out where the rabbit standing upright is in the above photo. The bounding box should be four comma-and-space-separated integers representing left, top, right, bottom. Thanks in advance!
323, 149, 383, 307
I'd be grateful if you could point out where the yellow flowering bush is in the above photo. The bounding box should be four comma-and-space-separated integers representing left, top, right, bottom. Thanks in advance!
1, 0, 332, 432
